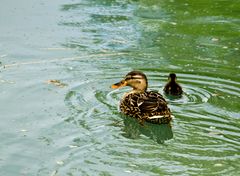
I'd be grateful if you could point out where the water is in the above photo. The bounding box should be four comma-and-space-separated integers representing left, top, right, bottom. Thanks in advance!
0, 0, 239, 175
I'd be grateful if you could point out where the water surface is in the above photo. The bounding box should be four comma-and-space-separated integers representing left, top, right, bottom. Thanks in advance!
0, 0, 239, 175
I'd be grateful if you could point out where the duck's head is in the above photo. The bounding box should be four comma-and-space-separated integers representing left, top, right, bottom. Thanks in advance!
111, 71, 148, 92
168, 73, 177, 82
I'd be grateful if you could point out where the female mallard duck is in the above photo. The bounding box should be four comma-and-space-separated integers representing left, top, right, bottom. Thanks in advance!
111, 71, 172, 124
164, 73, 183, 96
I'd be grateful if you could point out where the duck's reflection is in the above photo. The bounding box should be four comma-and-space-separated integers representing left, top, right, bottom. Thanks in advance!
121, 115, 173, 144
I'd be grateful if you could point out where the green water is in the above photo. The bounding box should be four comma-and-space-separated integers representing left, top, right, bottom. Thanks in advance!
0, 0, 239, 175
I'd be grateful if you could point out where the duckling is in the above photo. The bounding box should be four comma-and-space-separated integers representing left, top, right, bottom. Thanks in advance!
111, 71, 172, 124
164, 73, 183, 96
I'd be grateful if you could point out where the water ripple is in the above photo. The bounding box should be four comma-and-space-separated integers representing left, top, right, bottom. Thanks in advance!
62, 70, 240, 176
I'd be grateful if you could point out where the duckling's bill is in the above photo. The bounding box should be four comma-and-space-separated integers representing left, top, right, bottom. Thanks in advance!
111, 80, 127, 89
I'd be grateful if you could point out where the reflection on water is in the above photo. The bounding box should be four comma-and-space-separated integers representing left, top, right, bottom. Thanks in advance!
0, 0, 240, 175
122, 115, 173, 144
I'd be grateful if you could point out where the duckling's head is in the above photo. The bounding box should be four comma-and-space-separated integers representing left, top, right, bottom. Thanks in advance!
111, 71, 148, 92
169, 73, 177, 82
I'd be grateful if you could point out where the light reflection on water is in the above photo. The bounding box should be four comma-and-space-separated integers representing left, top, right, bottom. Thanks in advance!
0, 0, 240, 175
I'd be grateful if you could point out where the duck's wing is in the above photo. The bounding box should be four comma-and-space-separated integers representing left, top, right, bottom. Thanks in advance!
137, 92, 168, 113
163, 83, 170, 93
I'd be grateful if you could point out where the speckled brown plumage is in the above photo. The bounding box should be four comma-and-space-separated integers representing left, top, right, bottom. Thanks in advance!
120, 91, 172, 124
112, 71, 172, 125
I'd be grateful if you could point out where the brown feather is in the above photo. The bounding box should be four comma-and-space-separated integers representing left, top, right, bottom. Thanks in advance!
120, 91, 172, 124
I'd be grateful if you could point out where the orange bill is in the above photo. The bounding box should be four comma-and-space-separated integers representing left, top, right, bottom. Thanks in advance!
111, 80, 127, 89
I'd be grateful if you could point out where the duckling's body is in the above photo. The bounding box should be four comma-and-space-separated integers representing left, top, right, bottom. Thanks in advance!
164, 73, 183, 96
112, 71, 172, 124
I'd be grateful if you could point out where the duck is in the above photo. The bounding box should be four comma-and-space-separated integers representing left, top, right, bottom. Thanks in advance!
164, 73, 183, 96
111, 71, 172, 124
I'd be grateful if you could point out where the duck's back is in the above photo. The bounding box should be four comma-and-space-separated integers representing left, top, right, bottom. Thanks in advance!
164, 82, 183, 96
120, 91, 172, 124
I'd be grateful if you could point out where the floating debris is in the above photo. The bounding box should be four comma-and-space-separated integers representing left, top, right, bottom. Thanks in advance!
20, 129, 28, 132
56, 160, 64, 165
212, 93, 221, 97
209, 131, 222, 135
129, 164, 137, 167
46, 80, 68, 88
0, 79, 15, 84
222, 46, 228, 49
202, 97, 208, 103
68, 145, 78, 148
210, 126, 216, 129
124, 170, 132, 173
50, 170, 58, 176
214, 163, 223, 167
170, 22, 177, 25
211, 38, 219, 42
68, 67, 73, 70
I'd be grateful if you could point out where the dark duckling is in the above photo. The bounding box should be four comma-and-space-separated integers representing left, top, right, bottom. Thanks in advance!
164, 73, 183, 96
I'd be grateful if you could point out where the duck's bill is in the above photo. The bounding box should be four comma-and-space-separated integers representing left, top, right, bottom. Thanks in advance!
111, 80, 127, 89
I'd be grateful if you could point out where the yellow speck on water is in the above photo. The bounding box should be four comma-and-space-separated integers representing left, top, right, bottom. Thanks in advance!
20, 129, 28, 132
46, 80, 68, 88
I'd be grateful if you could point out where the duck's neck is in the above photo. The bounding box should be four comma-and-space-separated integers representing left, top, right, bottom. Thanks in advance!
125, 89, 143, 96
133, 84, 147, 92
131, 89, 146, 93
169, 79, 176, 83
123, 89, 145, 99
